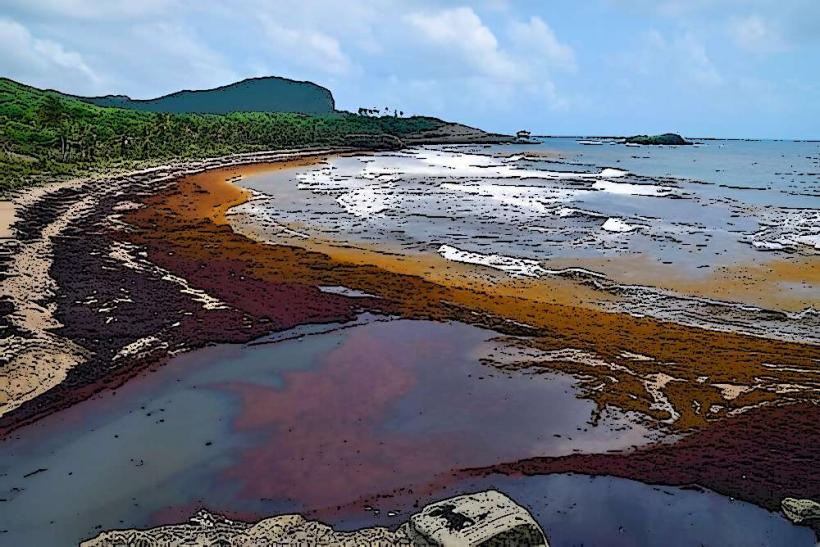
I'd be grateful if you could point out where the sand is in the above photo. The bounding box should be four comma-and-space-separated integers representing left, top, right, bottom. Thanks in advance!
0, 200, 16, 239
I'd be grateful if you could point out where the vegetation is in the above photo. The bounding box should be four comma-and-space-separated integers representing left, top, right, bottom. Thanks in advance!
625, 133, 691, 145
0, 78, 444, 194
79, 76, 336, 115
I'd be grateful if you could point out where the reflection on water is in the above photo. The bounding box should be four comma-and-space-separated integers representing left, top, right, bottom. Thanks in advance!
1, 318, 661, 546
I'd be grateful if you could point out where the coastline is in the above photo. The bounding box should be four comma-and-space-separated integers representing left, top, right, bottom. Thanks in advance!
1, 146, 818, 539
4, 147, 817, 431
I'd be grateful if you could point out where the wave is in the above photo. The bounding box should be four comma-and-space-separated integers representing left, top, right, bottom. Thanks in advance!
437, 244, 547, 278
397, 149, 629, 182
601, 217, 642, 232
437, 244, 606, 280
592, 179, 675, 196
336, 185, 398, 217
747, 208, 820, 253
440, 182, 578, 213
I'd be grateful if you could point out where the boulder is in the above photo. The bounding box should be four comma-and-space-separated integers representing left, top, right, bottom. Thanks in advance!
406, 490, 548, 546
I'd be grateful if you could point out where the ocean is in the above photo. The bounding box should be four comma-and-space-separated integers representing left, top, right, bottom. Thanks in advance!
232, 138, 819, 264
228, 137, 819, 342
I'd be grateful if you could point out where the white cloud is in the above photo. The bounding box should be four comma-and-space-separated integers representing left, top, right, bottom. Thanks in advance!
405, 7, 524, 82
104, 22, 239, 97
673, 32, 723, 85
729, 15, 787, 53
625, 30, 723, 87
259, 16, 352, 76
509, 16, 576, 72
0, 17, 102, 93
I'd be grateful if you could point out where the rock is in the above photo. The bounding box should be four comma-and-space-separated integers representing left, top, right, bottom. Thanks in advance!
81, 490, 549, 546
406, 490, 548, 546
781, 497, 820, 523
83, 512, 410, 546
625, 133, 691, 145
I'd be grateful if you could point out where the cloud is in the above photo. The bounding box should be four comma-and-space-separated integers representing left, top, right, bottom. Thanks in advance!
620, 30, 723, 87
509, 16, 576, 72
0, 17, 102, 93
101, 22, 239, 97
729, 15, 788, 53
259, 16, 352, 76
405, 7, 524, 82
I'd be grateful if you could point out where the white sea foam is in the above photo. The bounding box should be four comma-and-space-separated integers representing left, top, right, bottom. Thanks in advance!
438, 244, 548, 278
408, 149, 627, 181
336, 185, 397, 217
748, 208, 820, 253
555, 207, 607, 218
440, 182, 578, 212
601, 218, 641, 232
592, 179, 674, 196
436, 244, 608, 280
599, 168, 628, 178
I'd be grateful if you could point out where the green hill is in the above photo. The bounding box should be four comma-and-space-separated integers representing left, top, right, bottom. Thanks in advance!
0, 77, 451, 193
76, 76, 335, 115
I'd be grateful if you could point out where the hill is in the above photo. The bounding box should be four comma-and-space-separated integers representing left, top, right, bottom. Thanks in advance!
76, 76, 335, 115
0, 77, 501, 193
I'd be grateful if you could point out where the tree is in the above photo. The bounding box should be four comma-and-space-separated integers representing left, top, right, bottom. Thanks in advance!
37, 95, 68, 160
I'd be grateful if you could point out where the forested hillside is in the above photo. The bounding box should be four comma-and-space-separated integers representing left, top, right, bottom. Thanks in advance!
0, 78, 444, 193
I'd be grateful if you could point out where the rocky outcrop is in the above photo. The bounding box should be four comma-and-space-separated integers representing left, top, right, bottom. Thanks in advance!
82, 490, 548, 546
625, 133, 691, 145
782, 498, 820, 524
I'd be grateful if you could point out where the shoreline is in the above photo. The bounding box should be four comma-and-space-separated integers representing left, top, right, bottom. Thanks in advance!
3, 146, 817, 431
0, 147, 367, 431
1, 145, 818, 537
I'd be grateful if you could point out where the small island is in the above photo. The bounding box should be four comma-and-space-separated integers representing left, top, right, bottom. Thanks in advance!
625, 133, 692, 145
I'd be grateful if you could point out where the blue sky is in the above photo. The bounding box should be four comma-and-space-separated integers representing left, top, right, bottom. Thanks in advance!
2, 0, 818, 138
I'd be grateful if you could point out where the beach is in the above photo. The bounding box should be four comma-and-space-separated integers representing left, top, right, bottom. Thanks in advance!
1, 142, 818, 545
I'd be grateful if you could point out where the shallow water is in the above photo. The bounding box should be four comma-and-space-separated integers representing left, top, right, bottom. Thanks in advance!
0, 318, 812, 545
228, 140, 819, 343
0, 318, 657, 546
338, 474, 816, 547
231, 139, 820, 272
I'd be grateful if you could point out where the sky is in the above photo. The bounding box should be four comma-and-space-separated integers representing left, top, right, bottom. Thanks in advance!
1, 0, 818, 139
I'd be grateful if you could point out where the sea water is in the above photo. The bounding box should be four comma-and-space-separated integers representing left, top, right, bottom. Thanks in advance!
228, 138, 820, 342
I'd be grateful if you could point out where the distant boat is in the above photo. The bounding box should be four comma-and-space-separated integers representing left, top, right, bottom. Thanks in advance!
516, 130, 532, 142
577, 140, 604, 145
625, 143, 640, 147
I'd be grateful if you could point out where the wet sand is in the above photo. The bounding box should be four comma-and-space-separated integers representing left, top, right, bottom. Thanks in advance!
540, 253, 819, 313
